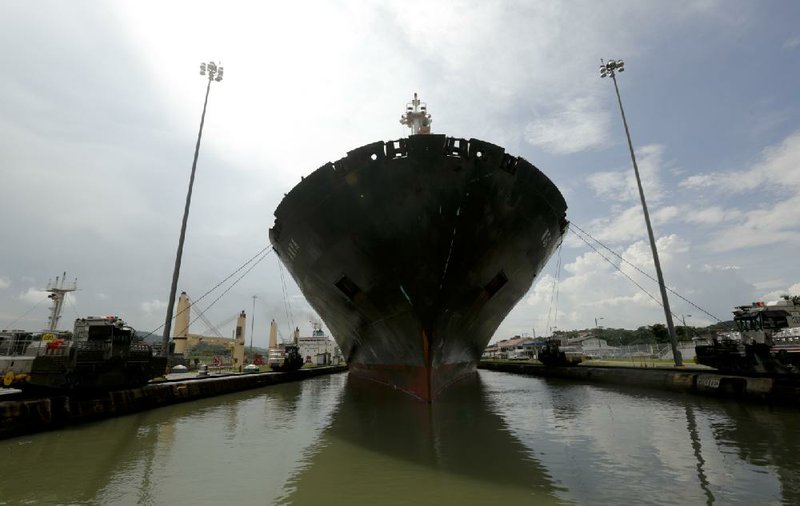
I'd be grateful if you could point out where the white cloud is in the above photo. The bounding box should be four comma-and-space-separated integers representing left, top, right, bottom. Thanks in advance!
756, 131, 800, 180
527, 274, 557, 307
587, 171, 626, 201
18, 287, 48, 305
699, 264, 740, 273
141, 299, 167, 315
653, 206, 680, 225
619, 235, 690, 274
0, 277, 9, 289
676, 132, 800, 253
684, 206, 742, 225
588, 144, 668, 202
524, 97, 611, 154
753, 278, 783, 292
680, 131, 800, 192
519, 234, 751, 332
762, 282, 800, 301
707, 194, 800, 252
585, 204, 681, 246
784, 36, 800, 49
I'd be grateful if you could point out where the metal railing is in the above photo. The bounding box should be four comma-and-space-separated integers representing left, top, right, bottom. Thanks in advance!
1, 335, 159, 360
584, 343, 697, 361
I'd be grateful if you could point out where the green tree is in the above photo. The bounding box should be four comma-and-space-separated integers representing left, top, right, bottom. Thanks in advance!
632, 326, 654, 343
650, 323, 669, 343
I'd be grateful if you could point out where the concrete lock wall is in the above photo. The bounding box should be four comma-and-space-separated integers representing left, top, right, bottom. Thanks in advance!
0, 366, 347, 440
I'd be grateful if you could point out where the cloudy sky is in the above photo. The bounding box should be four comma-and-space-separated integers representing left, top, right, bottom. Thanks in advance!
1, 1, 799, 347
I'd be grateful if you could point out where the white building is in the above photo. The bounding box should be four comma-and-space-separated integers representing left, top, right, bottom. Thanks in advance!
566, 335, 609, 352
297, 324, 342, 365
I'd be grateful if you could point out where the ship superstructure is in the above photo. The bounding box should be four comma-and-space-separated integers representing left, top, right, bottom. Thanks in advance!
696, 296, 800, 373
269, 94, 568, 400
45, 273, 77, 332
1, 274, 166, 390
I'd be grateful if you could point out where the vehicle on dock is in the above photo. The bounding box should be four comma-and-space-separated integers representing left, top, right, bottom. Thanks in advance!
0, 316, 167, 391
695, 296, 800, 373
266, 320, 304, 372
536, 339, 585, 367
268, 344, 304, 372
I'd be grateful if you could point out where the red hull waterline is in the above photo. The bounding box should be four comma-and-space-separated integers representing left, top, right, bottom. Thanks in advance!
349, 361, 478, 402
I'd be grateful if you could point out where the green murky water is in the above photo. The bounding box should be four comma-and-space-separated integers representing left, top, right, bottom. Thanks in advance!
1, 370, 797, 505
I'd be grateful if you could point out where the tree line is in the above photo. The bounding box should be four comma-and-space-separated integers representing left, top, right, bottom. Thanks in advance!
552, 320, 736, 346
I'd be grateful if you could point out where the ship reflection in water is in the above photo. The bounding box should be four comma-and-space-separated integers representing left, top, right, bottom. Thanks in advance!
1, 372, 799, 504
278, 373, 562, 504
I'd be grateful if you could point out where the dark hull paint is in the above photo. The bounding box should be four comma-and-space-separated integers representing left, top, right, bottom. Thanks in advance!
270, 135, 568, 401
21, 355, 167, 392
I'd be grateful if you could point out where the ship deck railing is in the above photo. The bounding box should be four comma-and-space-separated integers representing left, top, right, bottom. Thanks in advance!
0, 336, 157, 360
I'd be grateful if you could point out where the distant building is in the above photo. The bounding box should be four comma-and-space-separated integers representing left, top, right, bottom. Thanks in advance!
483, 336, 536, 359
566, 335, 609, 351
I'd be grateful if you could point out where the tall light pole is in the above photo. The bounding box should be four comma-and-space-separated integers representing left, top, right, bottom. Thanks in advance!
594, 316, 604, 329
250, 295, 257, 359
600, 58, 683, 366
162, 61, 224, 357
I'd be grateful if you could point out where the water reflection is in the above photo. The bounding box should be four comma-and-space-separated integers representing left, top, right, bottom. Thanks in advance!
0, 411, 160, 504
1, 371, 799, 505
685, 406, 714, 505
485, 371, 796, 505
279, 374, 564, 505
0, 375, 344, 505
709, 401, 800, 504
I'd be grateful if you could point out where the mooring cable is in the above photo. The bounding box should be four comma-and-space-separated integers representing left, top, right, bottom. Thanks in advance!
569, 223, 722, 322
143, 245, 272, 338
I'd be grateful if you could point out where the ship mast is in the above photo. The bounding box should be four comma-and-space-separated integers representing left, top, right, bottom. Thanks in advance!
400, 92, 432, 135
45, 272, 77, 331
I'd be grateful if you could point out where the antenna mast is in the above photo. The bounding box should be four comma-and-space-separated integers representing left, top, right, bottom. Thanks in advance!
46, 272, 77, 331
400, 92, 432, 135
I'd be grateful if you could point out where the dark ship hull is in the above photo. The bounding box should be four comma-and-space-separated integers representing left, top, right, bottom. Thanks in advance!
269, 135, 567, 401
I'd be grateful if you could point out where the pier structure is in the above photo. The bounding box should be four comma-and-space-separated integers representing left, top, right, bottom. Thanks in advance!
173, 292, 190, 355
268, 319, 278, 350
480, 361, 800, 406
233, 311, 246, 371
0, 366, 347, 439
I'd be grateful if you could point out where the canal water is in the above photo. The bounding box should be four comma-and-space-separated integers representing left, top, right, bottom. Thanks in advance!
1, 370, 798, 505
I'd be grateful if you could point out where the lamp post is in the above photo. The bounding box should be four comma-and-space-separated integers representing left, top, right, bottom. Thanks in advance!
250, 295, 257, 359
162, 61, 224, 357
600, 58, 683, 366
681, 314, 692, 339
595, 317, 604, 349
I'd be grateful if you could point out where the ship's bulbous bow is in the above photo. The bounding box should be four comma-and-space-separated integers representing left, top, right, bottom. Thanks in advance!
270, 135, 568, 401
